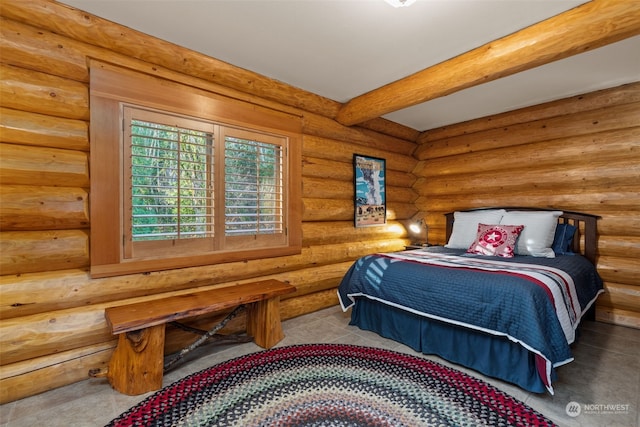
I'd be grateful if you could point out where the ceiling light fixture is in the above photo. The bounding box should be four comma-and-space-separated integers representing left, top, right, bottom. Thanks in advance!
384, 0, 417, 7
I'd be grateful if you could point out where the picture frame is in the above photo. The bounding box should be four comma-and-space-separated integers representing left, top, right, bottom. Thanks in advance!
353, 154, 386, 227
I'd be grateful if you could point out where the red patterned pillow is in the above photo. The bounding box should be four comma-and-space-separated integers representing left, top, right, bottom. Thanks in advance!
467, 223, 524, 258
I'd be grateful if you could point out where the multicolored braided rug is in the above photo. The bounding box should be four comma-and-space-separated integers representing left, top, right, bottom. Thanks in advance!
106, 344, 556, 426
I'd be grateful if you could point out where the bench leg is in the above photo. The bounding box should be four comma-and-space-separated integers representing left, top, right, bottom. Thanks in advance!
247, 296, 284, 349
107, 324, 165, 395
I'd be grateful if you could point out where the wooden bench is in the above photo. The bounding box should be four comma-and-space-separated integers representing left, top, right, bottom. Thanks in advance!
103, 279, 296, 395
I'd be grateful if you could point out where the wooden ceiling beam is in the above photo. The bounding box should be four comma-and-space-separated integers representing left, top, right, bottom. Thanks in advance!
336, 0, 640, 127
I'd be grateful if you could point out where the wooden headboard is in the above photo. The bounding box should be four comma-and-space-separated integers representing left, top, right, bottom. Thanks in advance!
444, 207, 600, 264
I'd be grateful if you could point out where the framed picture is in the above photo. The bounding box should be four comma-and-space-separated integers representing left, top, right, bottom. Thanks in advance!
353, 154, 386, 227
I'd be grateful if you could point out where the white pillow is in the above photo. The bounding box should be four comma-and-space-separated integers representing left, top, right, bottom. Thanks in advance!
500, 211, 563, 258
445, 209, 506, 249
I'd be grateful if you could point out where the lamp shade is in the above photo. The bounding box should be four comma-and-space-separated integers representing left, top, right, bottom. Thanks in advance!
409, 222, 423, 234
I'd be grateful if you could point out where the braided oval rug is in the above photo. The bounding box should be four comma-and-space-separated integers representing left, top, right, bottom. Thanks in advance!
106, 344, 556, 427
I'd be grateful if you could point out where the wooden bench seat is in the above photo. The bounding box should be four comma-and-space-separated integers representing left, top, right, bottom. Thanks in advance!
104, 279, 296, 395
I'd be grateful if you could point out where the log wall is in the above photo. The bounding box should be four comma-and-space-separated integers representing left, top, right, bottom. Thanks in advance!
0, 0, 419, 403
413, 82, 640, 329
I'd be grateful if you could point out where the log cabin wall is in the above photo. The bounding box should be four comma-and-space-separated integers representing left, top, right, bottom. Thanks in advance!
1, 0, 638, 404
0, 0, 420, 403
413, 82, 640, 329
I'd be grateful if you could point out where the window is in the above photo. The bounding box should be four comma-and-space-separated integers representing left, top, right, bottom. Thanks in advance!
124, 108, 215, 258
223, 133, 284, 239
90, 63, 301, 278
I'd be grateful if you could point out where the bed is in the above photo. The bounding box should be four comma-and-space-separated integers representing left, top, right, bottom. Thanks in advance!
338, 207, 604, 394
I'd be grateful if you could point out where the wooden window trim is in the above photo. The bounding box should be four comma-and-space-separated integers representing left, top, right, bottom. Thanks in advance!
89, 62, 301, 278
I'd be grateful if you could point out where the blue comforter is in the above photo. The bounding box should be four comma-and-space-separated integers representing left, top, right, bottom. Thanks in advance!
338, 247, 603, 391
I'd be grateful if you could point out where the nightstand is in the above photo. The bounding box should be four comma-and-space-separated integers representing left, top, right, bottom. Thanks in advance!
405, 244, 432, 250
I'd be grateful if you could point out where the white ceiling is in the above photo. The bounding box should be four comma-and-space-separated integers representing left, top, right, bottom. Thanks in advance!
60, 0, 640, 131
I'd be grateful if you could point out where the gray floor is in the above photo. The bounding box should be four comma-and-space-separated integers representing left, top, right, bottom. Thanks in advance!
1, 305, 639, 427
